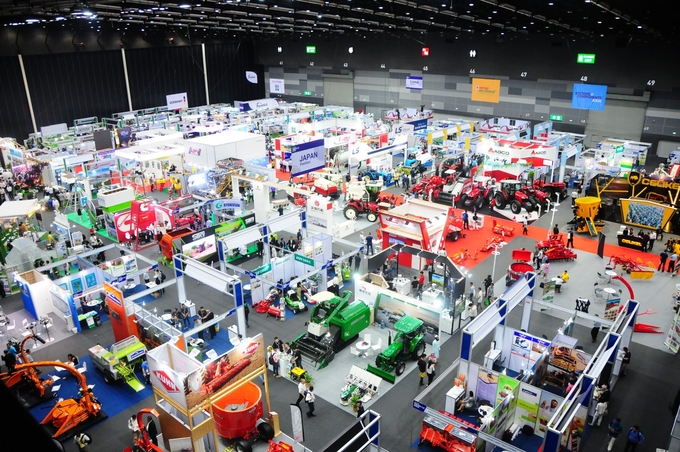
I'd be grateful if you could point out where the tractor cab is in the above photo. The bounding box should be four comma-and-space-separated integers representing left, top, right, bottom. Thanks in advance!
501, 180, 521, 196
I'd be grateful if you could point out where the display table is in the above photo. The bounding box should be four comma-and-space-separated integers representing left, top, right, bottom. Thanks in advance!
309, 291, 335, 305
617, 234, 647, 251
421, 287, 445, 306
393, 277, 411, 296
440, 309, 454, 335
77, 311, 100, 329
445, 385, 465, 413
603, 287, 618, 300
355, 340, 371, 358
604, 270, 618, 283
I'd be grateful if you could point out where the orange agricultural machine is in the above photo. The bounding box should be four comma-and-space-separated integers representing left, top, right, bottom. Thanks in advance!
0, 334, 52, 397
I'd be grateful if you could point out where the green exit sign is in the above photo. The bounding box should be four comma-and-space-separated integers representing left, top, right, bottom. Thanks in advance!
306, 46, 316, 54
616, 145, 625, 153
303, 90, 312, 96
577, 53, 596, 64
549, 114, 563, 122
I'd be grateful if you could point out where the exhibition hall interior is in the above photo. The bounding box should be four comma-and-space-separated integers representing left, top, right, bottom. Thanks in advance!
1, 1, 680, 452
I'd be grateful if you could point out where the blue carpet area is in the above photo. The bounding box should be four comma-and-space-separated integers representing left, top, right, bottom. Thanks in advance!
411, 437, 441, 451
183, 325, 235, 358
510, 433, 544, 452
123, 284, 163, 306
29, 355, 153, 424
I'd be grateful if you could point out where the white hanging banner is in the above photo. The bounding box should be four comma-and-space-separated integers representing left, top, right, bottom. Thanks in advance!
246, 71, 258, 84
270, 78, 285, 94
166, 92, 188, 110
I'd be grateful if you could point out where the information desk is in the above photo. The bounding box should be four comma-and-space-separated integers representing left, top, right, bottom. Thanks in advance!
393, 276, 411, 296
617, 234, 647, 251
422, 286, 445, 306
420, 415, 476, 452
78, 311, 101, 329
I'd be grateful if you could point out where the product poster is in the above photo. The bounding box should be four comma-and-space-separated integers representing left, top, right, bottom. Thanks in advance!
183, 335, 265, 409
537, 392, 564, 436
515, 383, 541, 431
509, 331, 551, 372
664, 311, 680, 354
494, 375, 519, 427
542, 281, 556, 304
85, 273, 98, 289
476, 368, 499, 407
604, 297, 620, 321
71, 277, 83, 295
567, 405, 588, 451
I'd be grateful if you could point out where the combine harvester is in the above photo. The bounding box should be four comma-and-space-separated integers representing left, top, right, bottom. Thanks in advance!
291, 291, 371, 370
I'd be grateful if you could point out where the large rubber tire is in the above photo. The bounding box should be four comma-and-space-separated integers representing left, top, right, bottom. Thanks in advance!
257, 422, 275, 441
510, 200, 522, 214
463, 196, 474, 208
235, 439, 252, 452
459, 194, 468, 207
103, 370, 114, 384
412, 340, 426, 360
475, 194, 484, 209
494, 193, 507, 210
367, 212, 378, 222
395, 361, 406, 376
344, 205, 358, 220
560, 189, 568, 200
449, 231, 460, 242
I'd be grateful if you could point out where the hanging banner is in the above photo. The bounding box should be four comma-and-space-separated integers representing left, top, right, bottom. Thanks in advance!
476, 368, 499, 406
290, 404, 305, 442
571, 84, 607, 110
665, 311, 680, 354
270, 78, 285, 94
405, 76, 423, 90
130, 199, 156, 232
213, 198, 243, 211
289, 139, 325, 177
471, 78, 501, 103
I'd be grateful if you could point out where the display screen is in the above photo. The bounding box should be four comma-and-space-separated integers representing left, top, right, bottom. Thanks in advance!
181, 234, 217, 262
431, 274, 445, 287
625, 200, 664, 228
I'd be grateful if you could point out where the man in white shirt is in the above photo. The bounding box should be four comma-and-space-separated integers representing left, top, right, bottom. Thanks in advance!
295, 378, 307, 406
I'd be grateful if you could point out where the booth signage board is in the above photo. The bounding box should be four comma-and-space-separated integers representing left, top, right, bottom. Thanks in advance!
213, 198, 243, 211
183, 334, 265, 409
166, 92, 188, 110
270, 78, 285, 94
130, 199, 156, 232
294, 253, 314, 267
114, 211, 134, 242
289, 139, 325, 176
406, 76, 423, 90
254, 263, 272, 275
665, 311, 680, 354
571, 84, 607, 110
514, 383, 541, 431
408, 119, 428, 132
471, 78, 501, 103
241, 98, 279, 112
576, 53, 596, 64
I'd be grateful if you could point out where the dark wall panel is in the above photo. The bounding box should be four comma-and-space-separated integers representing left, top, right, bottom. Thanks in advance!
206, 41, 264, 104
23, 50, 128, 129
0, 56, 33, 141
126, 46, 207, 110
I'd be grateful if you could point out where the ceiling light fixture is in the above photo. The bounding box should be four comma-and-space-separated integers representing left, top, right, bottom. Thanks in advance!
179, 3, 192, 9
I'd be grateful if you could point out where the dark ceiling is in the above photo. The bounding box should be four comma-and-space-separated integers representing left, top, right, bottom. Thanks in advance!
0, 0, 674, 42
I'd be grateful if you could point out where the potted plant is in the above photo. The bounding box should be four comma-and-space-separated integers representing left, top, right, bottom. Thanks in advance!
349, 392, 361, 412
303, 372, 314, 387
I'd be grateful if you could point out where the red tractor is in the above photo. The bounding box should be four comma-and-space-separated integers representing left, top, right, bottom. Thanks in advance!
522, 184, 551, 210
532, 179, 568, 201
460, 176, 495, 210
344, 197, 382, 222
492, 180, 538, 214
544, 246, 577, 261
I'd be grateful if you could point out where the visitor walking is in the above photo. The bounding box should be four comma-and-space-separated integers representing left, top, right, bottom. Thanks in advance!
426, 358, 436, 386
523, 216, 528, 235
622, 425, 645, 452
365, 233, 374, 255
305, 386, 316, 417
295, 378, 307, 406
621, 347, 631, 376
417, 353, 427, 386
660, 250, 669, 271
607, 418, 623, 451
591, 315, 601, 342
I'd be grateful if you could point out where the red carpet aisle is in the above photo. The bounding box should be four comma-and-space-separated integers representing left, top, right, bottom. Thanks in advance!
524, 226, 660, 268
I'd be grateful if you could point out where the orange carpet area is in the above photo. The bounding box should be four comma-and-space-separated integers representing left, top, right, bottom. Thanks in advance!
442, 214, 521, 270
441, 213, 660, 270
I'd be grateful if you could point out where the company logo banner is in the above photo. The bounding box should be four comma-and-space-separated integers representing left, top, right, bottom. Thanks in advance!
471, 78, 501, 103
289, 139, 326, 177
571, 84, 607, 110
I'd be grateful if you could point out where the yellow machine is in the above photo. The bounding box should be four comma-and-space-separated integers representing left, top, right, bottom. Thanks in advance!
574, 197, 605, 236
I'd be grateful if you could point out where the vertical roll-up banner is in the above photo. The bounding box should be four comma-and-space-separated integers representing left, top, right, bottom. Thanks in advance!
290, 404, 304, 442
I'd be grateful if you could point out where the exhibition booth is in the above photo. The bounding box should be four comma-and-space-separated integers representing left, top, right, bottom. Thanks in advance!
377, 198, 449, 257
411, 273, 639, 452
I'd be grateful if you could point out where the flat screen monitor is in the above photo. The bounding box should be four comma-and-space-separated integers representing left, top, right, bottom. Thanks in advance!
431, 274, 445, 287
181, 234, 216, 262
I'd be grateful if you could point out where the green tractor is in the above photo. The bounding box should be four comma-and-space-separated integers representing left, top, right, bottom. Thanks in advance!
366, 316, 426, 384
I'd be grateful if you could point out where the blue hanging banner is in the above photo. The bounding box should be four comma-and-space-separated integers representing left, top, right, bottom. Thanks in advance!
571, 84, 607, 110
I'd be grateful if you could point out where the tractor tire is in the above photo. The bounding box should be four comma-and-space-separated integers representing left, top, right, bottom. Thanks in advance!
494, 193, 507, 210
449, 231, 460, 242
367, 212, 378, 222
510, 200, 522, 215
459, 194, 469, 207
103, 370, 114, 384
396, 362, 406, 376
560, 189, 568, 200
257, 422, 276, 441
475, 194, 484, 209
412, 340, 426, 360
344, 205, 359, 220
463, 196, 474, 208
235, 440, 252, 452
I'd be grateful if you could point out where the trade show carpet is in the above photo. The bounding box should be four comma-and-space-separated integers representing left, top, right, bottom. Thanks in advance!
124, 284, 163, 306
510, 432, 544, 452
28, 354, 153, 423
